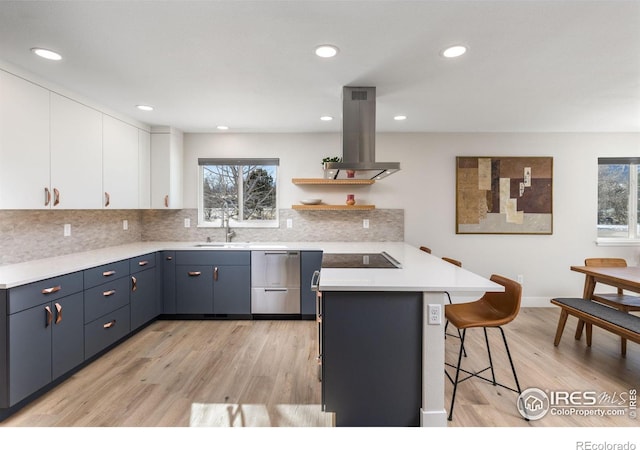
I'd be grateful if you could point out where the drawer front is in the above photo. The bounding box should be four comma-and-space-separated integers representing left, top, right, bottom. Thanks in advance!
83, 259, 129, 289
84, 276, 130, 324
175, 250, 250, 266
251, 287, 301, 314
84, 305, 130, 359
8, 271, 83, 315
129, 252, 157, 274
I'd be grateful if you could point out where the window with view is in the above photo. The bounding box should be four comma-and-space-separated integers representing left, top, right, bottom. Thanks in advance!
597, 157, 640, 240
198, 158, 279, 228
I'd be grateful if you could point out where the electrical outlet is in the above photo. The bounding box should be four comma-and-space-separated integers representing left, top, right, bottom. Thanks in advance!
184, 218, 191, 228
363, 219, 369, 229
123, 219, 128, 230
286, 218, 293, 229
517, 274, 524, 284
63, 224, 71, 237
428, 304, 441, 325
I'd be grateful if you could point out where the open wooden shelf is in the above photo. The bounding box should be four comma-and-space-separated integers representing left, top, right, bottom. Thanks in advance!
292, 204, 375, 211
291, 178, 375, 185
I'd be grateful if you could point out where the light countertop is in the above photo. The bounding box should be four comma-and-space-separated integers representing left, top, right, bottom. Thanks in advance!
0, 241, 502, 294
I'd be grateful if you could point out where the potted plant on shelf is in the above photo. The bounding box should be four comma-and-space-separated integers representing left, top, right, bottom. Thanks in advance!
322, 156, 342, 166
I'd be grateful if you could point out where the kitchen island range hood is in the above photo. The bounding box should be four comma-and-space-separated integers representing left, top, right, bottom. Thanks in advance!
323, 86, 400, 180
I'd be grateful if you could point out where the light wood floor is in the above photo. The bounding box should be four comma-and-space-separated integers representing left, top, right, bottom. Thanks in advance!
0, 308, 638, 427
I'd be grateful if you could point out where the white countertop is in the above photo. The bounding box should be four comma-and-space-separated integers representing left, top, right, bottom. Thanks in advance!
0, 241, 502, 294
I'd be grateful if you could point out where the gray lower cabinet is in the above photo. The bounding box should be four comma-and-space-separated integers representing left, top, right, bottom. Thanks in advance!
300, 251, 323, 316
1, 272, 84, 408
174, 251, 251, 315
161, 251, 176, 313
130, 253, 158, 330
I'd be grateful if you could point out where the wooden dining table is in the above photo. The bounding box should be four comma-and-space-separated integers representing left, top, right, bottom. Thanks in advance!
570, 265, 640, 353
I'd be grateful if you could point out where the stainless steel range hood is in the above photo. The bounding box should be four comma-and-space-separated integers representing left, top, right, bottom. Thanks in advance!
323, 86, 400, 180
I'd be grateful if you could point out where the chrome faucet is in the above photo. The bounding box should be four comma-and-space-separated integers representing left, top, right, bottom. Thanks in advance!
222, 201, 236, 242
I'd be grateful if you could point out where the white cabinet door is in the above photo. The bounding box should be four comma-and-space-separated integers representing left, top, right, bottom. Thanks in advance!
103, 115, 139, 209
0, 71, 51, 209
50, 93, 103, 209
150, 128, 183, 209
138, 129, 151, 209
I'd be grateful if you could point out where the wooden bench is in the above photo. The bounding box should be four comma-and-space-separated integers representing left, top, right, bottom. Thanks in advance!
551, 298, 640, 354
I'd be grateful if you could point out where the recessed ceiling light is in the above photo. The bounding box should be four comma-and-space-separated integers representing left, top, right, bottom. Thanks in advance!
320, 116, 333, 121
394, 115, 407, 121
217, 125, 229, 130
315, 45, 339, 58
136, 104, 154, 111
441, 45, 467, 58
31, 48, 62, 61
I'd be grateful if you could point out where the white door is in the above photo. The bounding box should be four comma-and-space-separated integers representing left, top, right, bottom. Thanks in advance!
50, 93, 103, 209
0, 71, 51, 209
103, 115, 139, 209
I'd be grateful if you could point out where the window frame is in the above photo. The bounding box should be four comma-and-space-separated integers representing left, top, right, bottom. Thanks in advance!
596, 157, 640, 246
197, 157, 280, 229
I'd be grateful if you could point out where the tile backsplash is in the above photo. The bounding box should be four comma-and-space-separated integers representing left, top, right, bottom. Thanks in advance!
0, 208, 403, 266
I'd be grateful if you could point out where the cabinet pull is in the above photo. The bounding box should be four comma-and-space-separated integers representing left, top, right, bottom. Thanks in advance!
103, 320, 116, 329
44, 187, 51, 206
55, 303, 62, 324
103, 289, 116, 297
45, 305, 52, 326
53, 188, 60, 206
131, 276, 137, 292
138, 260, 149, 266
104, 191, 110, 207
103, 270, 116, 277
188, 271, 201, 276
214, 267, 219, 281
41, 285, 61, 295
311, 270, 321, 291
164, 195, 169, 208
166, 256, 173, 261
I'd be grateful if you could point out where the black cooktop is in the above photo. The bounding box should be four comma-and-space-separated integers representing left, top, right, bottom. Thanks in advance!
321, 252, 401, 269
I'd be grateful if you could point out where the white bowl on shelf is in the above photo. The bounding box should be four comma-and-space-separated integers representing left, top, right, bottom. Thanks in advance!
300, 198, 322, 205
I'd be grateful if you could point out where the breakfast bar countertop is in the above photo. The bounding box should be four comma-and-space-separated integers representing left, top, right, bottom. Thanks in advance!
0, 241, 501, 294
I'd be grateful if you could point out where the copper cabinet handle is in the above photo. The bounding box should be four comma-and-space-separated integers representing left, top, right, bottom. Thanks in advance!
103, 270, 116, 277
188, 271, 201, 276
138, 260, 149, 266
44, 187, 51, 206
103, 289, 116, 297
42, 285, 61, 295
214, 267, 219, 281
53, 188, 60, 206
45, 305, 52, 326
131, 276, 137, 292
104, 191, 110, 207
103, 320, 116, 329
55, 303, 62, 324
164, 195, 169, 208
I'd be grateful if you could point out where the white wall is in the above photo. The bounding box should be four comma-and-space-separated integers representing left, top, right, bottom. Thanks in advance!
184, 132, 640, 306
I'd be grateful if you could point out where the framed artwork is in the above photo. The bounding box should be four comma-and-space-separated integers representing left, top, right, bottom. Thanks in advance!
456, 156, 553, 234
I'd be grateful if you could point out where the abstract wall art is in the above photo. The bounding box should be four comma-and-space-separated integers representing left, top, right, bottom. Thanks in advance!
456, 156, 553, 234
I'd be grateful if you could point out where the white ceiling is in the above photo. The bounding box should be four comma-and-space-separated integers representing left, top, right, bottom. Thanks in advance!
0, 0, 639, 133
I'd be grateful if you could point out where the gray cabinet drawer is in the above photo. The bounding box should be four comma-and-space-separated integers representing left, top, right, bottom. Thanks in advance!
8, 272, 83, 315
84, 276, 130, 324
84, 305, 130, 359
175, 250, 250, 266
83, 259, 129, 289
130, 253, 156, 274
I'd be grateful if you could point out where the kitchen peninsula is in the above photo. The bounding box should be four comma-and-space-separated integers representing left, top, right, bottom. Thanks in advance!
0, 241, 501, 426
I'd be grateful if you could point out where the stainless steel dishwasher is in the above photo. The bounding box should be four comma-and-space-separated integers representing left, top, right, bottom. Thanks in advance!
251, 250, 301, 314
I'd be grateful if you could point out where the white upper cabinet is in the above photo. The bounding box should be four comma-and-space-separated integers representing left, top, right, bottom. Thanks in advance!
103, 115, 139, 209
151, 127, 183, 209
0, 71, 51, 209
138, 129, 151, 209
50, 93, 103, 209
